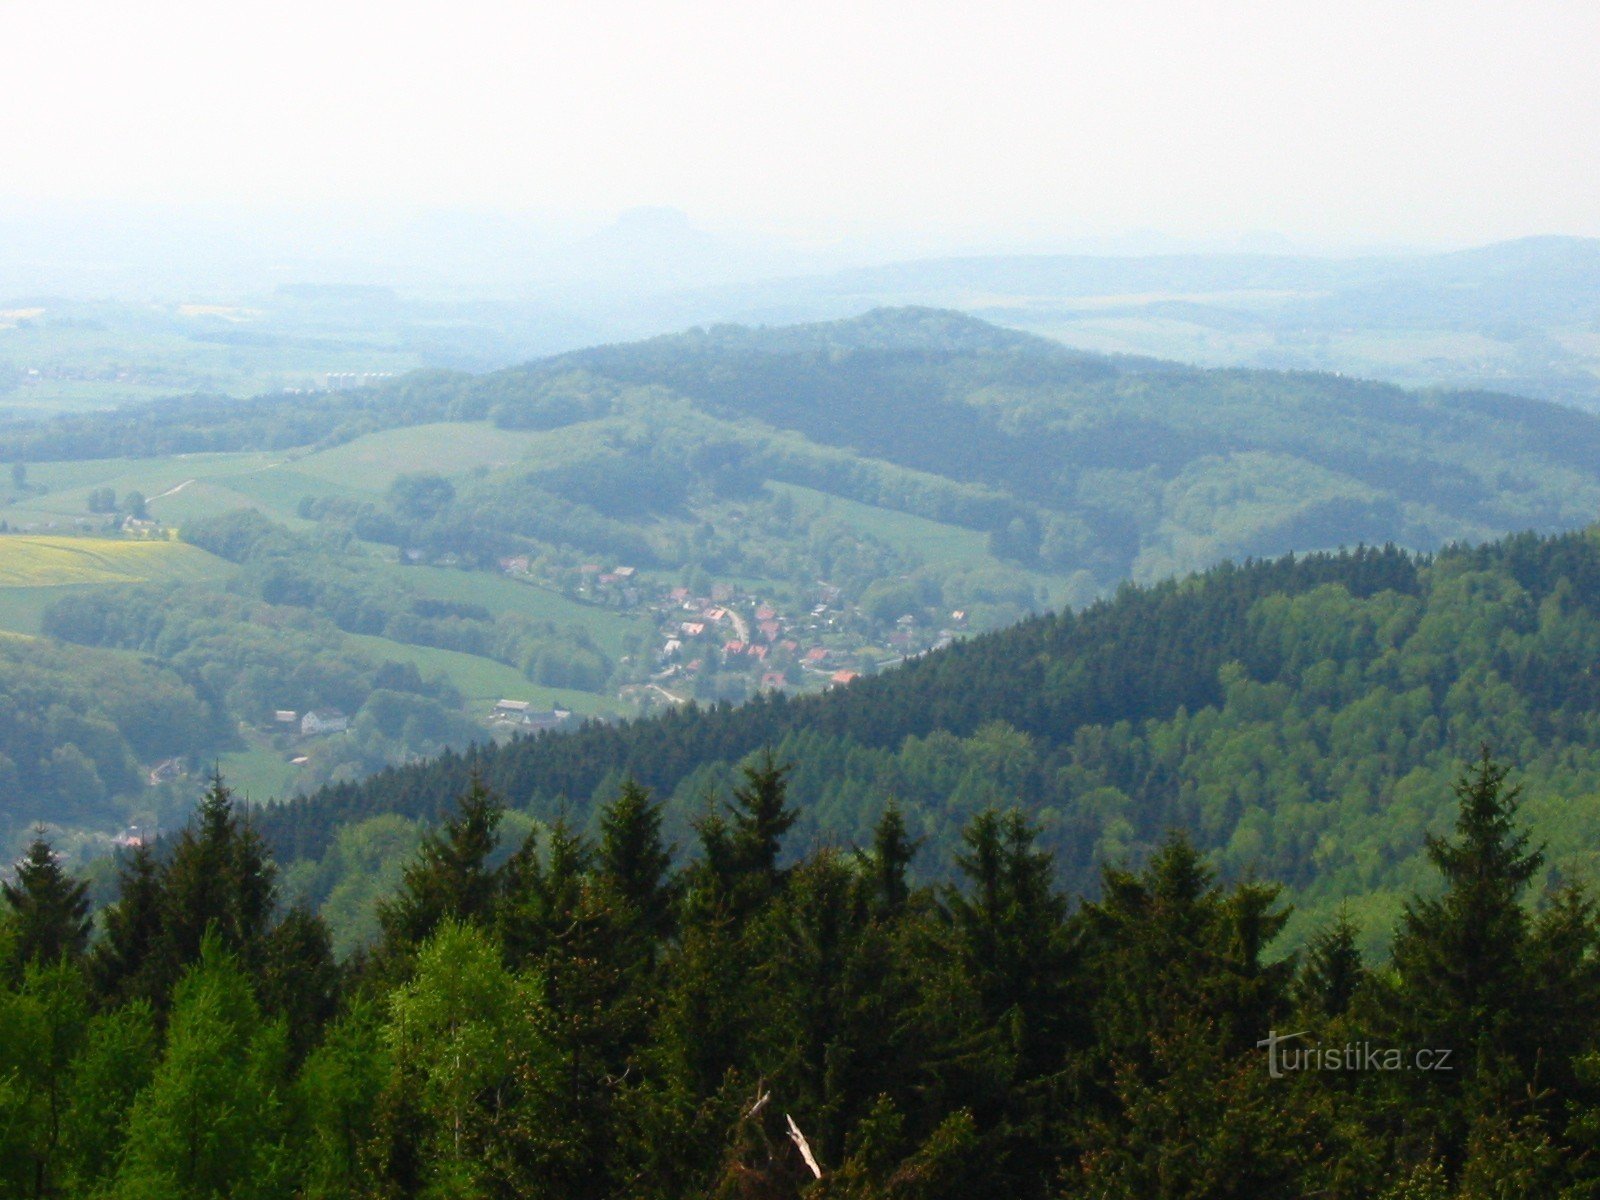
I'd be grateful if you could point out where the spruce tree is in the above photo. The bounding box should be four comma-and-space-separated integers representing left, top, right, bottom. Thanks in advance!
727, 750, 798, 885
2, 833, 91, 972
597, 778, 674, 939
160, 772, 278, 968
91, 842, 165, 1006
378, 774, 504, 952
687, 751, 797, 923
256, 905, 340, 1066
1294, 906, 1366, 1020
1390, 750, 1543, 1070
860, 800, 919, 916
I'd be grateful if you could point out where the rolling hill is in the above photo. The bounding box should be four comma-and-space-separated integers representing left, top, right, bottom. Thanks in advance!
12, 307, 1600, 869
262, 528, 1600, 952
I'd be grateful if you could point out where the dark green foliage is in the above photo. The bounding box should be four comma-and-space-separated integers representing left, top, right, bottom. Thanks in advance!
376, 773, 504, 952
1294, 906, 1366, 1020
386, 471, 456, 521
1389, 749, 1545, 1061
597, 777, 675, 943
2, 834, 91, 971
0, 635, 218, 836
861, 801, 918, 915
14, 752, 1600, 1195
158, 773, 278, 969
691, 751, 798, 921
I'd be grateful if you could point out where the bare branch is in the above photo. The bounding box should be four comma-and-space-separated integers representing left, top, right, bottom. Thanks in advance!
786, 1113, 822, 1179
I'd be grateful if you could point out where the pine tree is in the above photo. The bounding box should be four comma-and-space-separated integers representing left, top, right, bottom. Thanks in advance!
597, 778, 674, 941
2, 834, 91, 972
256, 906, 340, 1067
945, 808, 1075, 1071
160, 772, 278, 968
1294, 906, 1366, 1020
497, 816, 592, 968
859, 800, 919, 916
1390, 750, 1543, 1073
730, 751, 798, 882
90, 842, 165, 1006
377, 774, 504, 952
1383, 750, 1551, 1169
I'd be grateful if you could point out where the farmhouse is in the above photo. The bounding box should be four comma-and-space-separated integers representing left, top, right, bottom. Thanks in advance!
492, 699, 572, 732
301, 710, 350, 736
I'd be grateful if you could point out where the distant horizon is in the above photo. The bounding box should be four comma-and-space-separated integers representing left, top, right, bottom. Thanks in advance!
5, 1, 1598, 293
0, 199, 1593, 305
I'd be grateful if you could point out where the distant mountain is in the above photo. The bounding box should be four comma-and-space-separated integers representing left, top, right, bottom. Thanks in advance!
16, 307, 1600, 863
629, 237, 1600, 408
12, 306, 1600, 591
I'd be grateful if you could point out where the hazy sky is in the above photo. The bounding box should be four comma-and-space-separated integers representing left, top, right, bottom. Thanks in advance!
5, 0, 1598, 250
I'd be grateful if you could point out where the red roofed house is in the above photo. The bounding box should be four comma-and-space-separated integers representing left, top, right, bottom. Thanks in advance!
805, 647, 830, 662
830, 670, 860, 685
760, 671, 787, 690
758, 620, 781, 641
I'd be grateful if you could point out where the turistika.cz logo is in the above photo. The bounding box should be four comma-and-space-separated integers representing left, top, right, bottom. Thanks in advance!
1256, 1030, 1454, 1079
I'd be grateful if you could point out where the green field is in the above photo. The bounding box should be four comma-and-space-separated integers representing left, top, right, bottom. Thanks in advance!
0, 535, 231, 587
292, 423, 556, 491
0, 583, 111, 634
218, 744, 306, 806
374, 563, 650, 657
343, 633, 622, 717
768, 481, 1080, 603
770, 481, 996, 569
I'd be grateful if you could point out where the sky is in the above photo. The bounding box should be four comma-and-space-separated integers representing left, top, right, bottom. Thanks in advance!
3, 0, 1598, 259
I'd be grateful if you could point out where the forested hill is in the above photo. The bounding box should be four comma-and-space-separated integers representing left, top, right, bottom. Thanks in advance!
10, 307, 1600, 586
262, 528, 1600, 943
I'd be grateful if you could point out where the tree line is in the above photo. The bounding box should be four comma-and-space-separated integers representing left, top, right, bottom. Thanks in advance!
3, 750, 1598, 1197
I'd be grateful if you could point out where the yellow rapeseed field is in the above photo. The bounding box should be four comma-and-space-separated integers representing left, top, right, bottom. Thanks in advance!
0, 536, 226, 587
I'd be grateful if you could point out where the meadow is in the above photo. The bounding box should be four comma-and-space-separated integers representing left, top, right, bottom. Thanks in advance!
0, 536, 229, 587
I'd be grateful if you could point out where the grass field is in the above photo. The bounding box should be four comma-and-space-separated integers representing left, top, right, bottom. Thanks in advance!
291, 423, 556, 492
218, 744, 305, 806
767, 481, 1085, 608
372, 562, 651, 657
0, 536, 232, 587
769, 481, 1000, 570
343, 633, 623, 717
0, 583, 110, 634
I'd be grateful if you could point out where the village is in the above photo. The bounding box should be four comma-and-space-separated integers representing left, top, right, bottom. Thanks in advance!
497, 555, 968, 713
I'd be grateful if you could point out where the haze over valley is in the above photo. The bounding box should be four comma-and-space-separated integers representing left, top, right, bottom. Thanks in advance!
7, 4, 1600, 1195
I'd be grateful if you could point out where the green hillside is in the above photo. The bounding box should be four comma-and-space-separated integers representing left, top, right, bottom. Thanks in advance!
14, 307, 1600, 855
261, 529, 1600, 953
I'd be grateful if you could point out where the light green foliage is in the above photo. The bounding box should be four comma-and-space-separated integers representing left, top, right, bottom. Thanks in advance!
113, 939, 292, 1200
380, 921, 543, 1193
58, 1001, 160, 1190
0, 962, 91, 1196
295, 1002, 389, 1200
